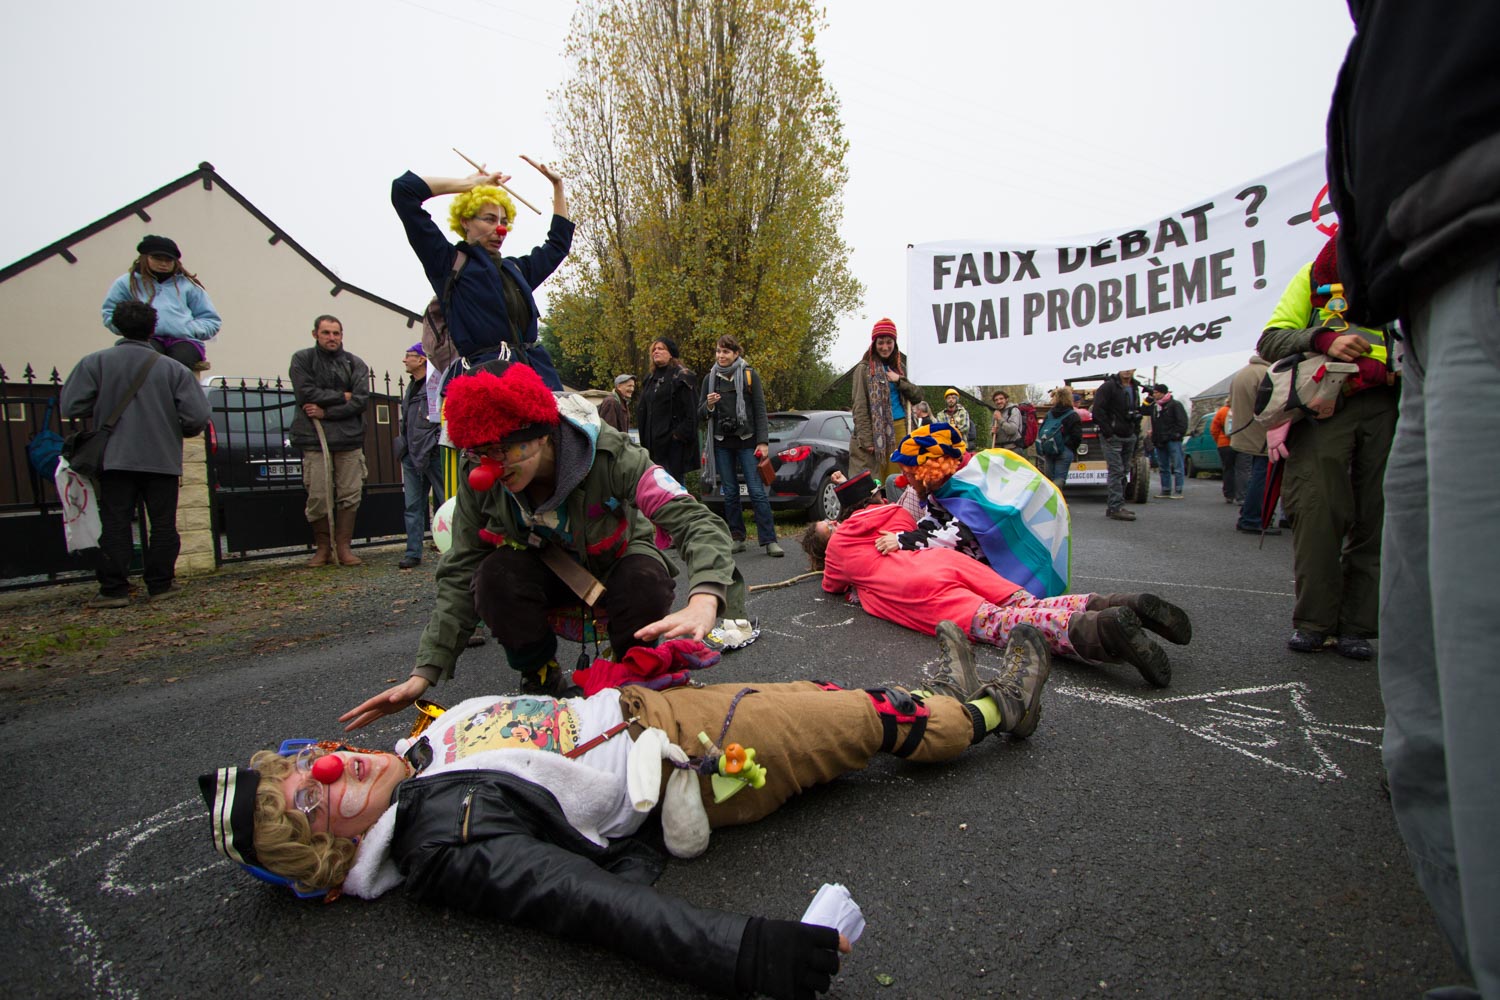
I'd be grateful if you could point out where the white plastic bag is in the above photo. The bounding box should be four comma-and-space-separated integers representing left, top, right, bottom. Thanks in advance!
55, 455, 102, 551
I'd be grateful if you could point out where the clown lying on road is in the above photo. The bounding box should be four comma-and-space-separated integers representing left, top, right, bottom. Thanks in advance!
202, 626, 1051, 999
800, 431, 1192, 689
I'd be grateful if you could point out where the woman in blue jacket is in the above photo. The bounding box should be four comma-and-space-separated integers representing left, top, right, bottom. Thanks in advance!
100, 235, 220, 368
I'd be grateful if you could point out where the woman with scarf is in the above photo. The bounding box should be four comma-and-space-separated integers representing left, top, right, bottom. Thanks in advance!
700, 336, 782, 557
849, 317, 923, 482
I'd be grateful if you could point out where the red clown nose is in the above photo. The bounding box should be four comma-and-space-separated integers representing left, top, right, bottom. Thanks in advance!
468, 456, 504, 492
311, 755, 344, 785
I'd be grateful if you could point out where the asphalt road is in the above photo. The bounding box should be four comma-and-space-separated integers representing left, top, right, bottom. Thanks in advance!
0, 479, 1463, 998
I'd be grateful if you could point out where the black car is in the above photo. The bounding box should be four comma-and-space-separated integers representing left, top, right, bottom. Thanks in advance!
696, 410, 851, 522
202, 380, 303, 491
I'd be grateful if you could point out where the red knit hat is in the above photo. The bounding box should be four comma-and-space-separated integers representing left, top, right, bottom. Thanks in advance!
1310, 236, 1340, 308
871, 317, 898, 341
443, 365, 559, 449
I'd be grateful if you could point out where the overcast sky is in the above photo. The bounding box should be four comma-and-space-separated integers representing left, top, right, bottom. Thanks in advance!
0, 0, 1354, 398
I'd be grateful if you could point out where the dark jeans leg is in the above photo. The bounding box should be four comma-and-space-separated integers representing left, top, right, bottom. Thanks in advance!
715, 444, 746, 539
598, 554, 676, 657
140, 473, 180, 594
735, 447, 776, 545
1238, 455, 1268, 529
1218, 446, 1237, 498
95, 471, 140, 597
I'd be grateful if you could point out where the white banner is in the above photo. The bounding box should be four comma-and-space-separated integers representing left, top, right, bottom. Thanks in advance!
905, 153, 1336, 386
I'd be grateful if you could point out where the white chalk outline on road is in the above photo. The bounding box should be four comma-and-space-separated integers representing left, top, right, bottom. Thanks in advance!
0, 797, 212, 1000
1076, 575, 1296, 598
1050, 680, 1380, 780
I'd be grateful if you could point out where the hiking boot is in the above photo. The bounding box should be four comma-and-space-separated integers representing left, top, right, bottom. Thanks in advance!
1236, 523, 1280, 535
731, 538, 747, 554
923, 620, 980, 701
1335, 635, 1374, 661
1106, 507, 1137, 521
976, 624, 1051, 739
1287, 629, 1328, 653
1086, 593, 1192, 645
1069, 608, 1171, 687
148, 583, 186, 603
84, 593, 130, 609
520, 660, 571, 698
764, 541, 785, 558
398, 556, 421, 570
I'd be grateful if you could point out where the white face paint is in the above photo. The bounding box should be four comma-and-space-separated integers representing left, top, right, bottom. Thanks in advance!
337, 753, 391, 818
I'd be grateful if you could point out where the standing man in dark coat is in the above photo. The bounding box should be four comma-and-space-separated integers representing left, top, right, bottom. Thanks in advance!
1149, 384, 1188, 499
635, 337, 698, 484
62, 300, 209, 608
289, 315, 370, 567
397, 343, 444, 570
1091, 368, 1142, 521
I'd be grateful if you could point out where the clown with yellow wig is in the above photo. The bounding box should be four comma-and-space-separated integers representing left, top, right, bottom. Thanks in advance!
391, 156, 571, 391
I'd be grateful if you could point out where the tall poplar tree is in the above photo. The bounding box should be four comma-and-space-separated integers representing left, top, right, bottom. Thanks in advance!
550, 0, 862, 405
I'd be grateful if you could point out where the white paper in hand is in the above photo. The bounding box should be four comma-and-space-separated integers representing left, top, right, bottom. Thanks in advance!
800, 882, 865, 944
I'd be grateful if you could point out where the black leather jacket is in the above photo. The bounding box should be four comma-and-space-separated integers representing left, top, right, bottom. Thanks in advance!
390, 769, 750, 995
1091, 376, 1141, 439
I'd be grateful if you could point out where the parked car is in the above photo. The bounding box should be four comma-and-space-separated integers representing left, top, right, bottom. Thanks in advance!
202, 379, 302, 491
695, 410, 851, 522
1182, 411, 1223, 478
1062, 375, 1152, 503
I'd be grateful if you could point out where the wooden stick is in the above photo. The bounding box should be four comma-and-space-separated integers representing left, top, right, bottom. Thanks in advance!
451, 147, 543, 215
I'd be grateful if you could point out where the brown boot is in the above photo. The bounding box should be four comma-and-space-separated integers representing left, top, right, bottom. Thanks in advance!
976, 623, 1052, 739
307, 518, 334, 567
334, 506, 362, 566
1085, 593, 1192, 644
1068, 607, 1171, 687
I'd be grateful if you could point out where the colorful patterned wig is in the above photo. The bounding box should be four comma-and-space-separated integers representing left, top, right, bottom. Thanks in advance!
890, 421, 965, 469
448, 185, 518, 237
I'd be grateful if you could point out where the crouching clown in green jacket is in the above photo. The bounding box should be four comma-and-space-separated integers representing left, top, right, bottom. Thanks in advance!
342, 360, 741, 728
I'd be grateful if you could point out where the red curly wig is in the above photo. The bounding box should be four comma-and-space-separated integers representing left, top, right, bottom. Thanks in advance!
443, 365, 559, 449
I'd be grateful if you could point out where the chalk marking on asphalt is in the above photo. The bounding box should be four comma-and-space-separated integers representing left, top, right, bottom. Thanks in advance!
789, 612, 856, 629
102, 810, 222, 895
1049, 680, 1380, 780
0, 798, 209, 999
1074, 575, 1296, 598
19, 877, 138, 999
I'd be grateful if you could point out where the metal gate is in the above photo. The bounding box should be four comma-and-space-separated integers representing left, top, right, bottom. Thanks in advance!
205, 375, 406, 563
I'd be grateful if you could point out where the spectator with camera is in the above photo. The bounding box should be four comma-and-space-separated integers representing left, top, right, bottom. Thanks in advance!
700, 335, 782, 557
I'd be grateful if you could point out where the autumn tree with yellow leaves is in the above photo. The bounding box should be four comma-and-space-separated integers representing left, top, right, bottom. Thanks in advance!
550, 0, 862, 406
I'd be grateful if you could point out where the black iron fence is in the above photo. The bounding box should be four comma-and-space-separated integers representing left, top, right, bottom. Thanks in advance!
1, 363, 416, 588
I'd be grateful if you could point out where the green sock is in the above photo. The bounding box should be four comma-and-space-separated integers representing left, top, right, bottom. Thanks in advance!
970, 695, 1002, 732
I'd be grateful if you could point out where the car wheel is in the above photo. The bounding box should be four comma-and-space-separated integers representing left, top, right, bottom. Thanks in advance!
808, 474, 839, 523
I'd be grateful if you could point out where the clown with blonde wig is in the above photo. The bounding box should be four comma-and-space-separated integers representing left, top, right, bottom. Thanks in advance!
391, 155, 572, 392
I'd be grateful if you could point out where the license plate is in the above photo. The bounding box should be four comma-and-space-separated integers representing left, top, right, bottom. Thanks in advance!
257, 462, 300, 479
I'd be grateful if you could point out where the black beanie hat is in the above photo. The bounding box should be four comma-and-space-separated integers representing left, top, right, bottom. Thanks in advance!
137, 235, 181, 259
654, 337, 680, 359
